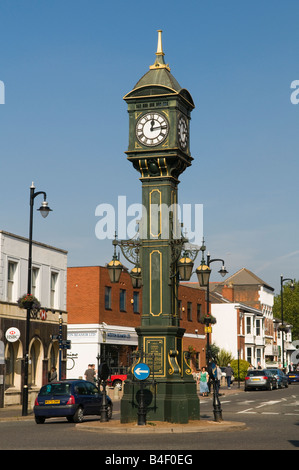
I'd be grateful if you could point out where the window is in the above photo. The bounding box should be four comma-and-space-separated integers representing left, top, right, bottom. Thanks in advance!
31, 267, 39, 297
50, 272, 58, 308
246, 347, 252, 365
120, 289, 126, 311
187, 302, 192, 321
105, 286, 111, 309
246, 317, 251, 334
256, 348, 262, 365
178, 300, 182, 320
7, 261, 17, 302
197, 303, 202, 322
256, 319, 261, 336
133, 291, 140, 313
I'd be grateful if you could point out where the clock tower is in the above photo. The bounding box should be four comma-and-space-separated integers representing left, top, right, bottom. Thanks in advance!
120, 31, 199, 423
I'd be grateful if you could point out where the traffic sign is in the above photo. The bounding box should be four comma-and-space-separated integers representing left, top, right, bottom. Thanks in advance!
133, 362, 150, 380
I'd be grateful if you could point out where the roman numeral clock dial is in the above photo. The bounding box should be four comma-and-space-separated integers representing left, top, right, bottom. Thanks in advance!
136, 112, 169, 146
177, 114, 188, 150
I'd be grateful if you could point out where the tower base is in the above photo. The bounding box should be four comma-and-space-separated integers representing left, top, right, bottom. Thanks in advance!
120, 326, 200, 424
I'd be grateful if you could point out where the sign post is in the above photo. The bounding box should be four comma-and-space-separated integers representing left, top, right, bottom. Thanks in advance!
133, 363, 151, 426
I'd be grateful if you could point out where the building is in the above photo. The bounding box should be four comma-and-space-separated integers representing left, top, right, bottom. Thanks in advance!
211, 268, 278, 366
210, 291, 265, 367
66, 266, 207, 379
0, 231, 67, 406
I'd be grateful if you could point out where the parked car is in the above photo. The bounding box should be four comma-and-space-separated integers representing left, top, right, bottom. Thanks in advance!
34, 379, 113, 424
244, 369, 278, 391
220, 367, 235, 383
287, 370, 299, 384
107, 373, 127, 389
267, 368, 288, 388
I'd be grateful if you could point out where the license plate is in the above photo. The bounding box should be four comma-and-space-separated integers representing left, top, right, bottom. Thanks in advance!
289, 376, 295, 378
45, 399, 60, 404
252, 378, 260, 381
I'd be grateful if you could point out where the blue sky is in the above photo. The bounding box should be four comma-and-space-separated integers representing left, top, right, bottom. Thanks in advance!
0, 0, 298, 294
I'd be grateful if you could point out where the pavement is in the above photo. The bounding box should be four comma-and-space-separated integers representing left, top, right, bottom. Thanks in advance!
0, 385, 247, 433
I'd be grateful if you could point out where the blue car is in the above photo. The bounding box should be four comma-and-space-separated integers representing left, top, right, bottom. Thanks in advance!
267, 368, 288, 388
34, 379, 113, 424
287, 371, 299, 384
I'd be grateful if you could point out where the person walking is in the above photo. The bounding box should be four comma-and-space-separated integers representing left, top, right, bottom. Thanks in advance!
225, 363, 234, 389
84, 364, 96, 382
197, 367, 209, 396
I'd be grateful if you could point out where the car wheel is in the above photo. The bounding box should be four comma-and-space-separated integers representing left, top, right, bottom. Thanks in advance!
113, 380, 122, 389
107, 404, 113, 420
35, 416, 45, 424
72, 406, 84, 423
268, 382, 273, 391
285, 383, 288, 388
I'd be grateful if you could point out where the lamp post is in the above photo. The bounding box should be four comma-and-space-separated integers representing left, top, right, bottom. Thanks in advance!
22, 182, 52, 416
280, 274, 294, 370
196, 238, 227, 422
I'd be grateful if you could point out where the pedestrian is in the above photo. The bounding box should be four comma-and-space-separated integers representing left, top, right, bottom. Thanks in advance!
49, 367, 57, 383
225, 363, 234, 389
84, 364, 96, 382
197, 367, 209, 396
216, 363, 222, 389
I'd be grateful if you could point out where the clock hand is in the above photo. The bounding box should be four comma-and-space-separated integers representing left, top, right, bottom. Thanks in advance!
150, 125, 167, 131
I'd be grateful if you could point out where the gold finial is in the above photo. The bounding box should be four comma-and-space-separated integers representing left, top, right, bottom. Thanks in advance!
156, 29, 164, 56
149, 30, 170, 71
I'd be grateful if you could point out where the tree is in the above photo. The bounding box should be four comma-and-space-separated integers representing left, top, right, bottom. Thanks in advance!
273, 280, 299, 341
217, 348, 234, 367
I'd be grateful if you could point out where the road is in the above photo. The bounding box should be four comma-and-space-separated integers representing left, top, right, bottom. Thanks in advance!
0, 385, 298, 451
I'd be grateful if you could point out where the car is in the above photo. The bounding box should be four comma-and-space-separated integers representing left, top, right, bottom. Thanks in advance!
107, 373, 127, 389
34, 379, 113, 424
287, 370, 299, 384
220, 367, 235, 383
267, 368, 288, 388
244, 369, 278, 391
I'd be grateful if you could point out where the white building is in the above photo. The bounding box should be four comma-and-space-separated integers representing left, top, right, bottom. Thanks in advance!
0, 230, 67, 406
211, 292, 265, 367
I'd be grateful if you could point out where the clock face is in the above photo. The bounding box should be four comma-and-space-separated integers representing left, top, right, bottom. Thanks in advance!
136, 112, 169, 147
177, 115, 188, 150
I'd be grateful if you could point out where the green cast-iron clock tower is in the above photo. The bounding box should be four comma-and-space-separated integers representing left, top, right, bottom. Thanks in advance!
120, 31, 200, 423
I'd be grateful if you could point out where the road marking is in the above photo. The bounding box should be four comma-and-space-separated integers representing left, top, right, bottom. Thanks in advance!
237, 408, 256, 414
256, 400, 282, 408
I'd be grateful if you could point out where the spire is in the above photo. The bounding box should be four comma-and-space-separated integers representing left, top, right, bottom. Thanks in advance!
149, 30, 170, 71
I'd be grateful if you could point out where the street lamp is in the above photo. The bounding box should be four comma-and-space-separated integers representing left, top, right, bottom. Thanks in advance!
196, 238, 228, 422
22, 182, 52, 416
280, 274, 295, 370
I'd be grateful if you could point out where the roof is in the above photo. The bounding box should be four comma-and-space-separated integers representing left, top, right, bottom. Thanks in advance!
219, 267, 274, 292
123, 30, 194, 108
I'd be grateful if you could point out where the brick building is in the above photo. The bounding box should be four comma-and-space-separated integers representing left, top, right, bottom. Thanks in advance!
66, 266, 207, 379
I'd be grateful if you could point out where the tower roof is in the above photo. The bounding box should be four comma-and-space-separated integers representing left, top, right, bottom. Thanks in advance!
124, 30, 194, 108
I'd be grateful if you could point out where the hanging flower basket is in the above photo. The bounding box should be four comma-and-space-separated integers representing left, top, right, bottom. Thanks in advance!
199, 315, 217, 325
17, 294, 41, 313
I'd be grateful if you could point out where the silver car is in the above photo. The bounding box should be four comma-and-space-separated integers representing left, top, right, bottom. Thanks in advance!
244, 369, 278, 391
